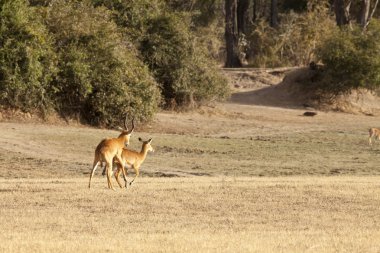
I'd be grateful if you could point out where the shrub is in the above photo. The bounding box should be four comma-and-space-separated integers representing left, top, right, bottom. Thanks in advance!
247, 1, 335, 67
92, 0, 229, 108
316, 20, 380, 94
92, 0, 164, 45
44, 1, 161, 126
1, 0, 228, 125
247, 20, 280, 67
0, 0, 57, 114
140, 12, 229, 108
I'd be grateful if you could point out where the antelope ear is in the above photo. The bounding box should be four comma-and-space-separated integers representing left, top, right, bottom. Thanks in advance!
117, 126, 123, 131
148, 138, 152, 143
138, 137, 143, 142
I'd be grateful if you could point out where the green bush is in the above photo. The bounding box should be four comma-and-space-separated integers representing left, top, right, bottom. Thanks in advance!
92, 0, 164, 45
316, 21, 380, 94
140, 12, 229, 108
0, 0, 229, 125
0, 0, 57, 114
93, 0, 229, 108
44, 1, 161, 126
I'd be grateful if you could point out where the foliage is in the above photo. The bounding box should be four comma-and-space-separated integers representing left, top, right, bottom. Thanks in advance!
0, 0, 229, 124
315, 20, 380, 94
140, 12, 229, 107
92, 0, 165, 44
281, 0, 308, 12
247, 20, 279, 67
166, 0, 224, 27
9, 0, 376, 123
247, 0, 335, 67
166, 0, 225, 62
0, 0, 57, 114
44, 0, 161, 126
94, 0, 229, 108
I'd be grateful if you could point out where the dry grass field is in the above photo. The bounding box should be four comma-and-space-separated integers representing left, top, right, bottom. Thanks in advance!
1, 72, 380, 252
0, 177, 379, 253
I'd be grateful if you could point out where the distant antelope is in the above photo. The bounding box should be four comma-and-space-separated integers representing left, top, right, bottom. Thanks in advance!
102, 137, 154, 188
368, 128, 380, 145
88, 115, 135, 190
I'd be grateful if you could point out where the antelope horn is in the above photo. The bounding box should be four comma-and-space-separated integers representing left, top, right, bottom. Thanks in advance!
127, 117, 135, 134
124, 115, 129, 130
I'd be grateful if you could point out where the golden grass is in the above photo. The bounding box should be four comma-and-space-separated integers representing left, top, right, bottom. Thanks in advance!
1, 177, 379, 253
2, 104, 380, 252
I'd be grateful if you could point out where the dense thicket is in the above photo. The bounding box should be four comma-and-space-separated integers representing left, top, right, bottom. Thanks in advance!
0, 0, 57, 114
43, 1, 161, 126
247, 2, 335, 67
224, 0, 380, 94
92, 0, 229, 108
0, 0, 229, 126
315, 20, 380, 94
2, 0, 380, 123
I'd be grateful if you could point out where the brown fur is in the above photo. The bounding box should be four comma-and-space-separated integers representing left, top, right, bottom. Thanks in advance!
88, 117, 134, 190
107, 138, 154, 188
368, 127, 380, 145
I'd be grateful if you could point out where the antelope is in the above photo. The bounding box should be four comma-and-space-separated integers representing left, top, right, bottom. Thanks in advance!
88, 115, 135, 190
369, 127, 380, 145
102, 137, 154, 188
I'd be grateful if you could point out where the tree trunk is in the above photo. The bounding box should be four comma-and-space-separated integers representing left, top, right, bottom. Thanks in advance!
237, 0, 249, 35
225, 0, 242, 67
359, 0, 371, 27
252, 0, 257, 22
334, 0, 351, 26
361, 0, 379, 30
270, 0, 278, 28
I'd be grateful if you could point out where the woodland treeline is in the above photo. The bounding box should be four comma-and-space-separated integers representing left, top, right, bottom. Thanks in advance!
0, 0, 379, 126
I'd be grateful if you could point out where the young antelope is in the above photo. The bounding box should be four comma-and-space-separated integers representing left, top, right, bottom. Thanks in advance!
369, 127, 380, 146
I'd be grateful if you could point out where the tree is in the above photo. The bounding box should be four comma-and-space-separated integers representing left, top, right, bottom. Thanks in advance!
225, 0, 242, 67
270, 0, 278, 28
316, 21, 380, 94
333, 0, 379, 29
44, 1, 161, 125
0, 0, 57, 114
252, 0, 258, 22
359, 0, 379, 30
237, 0, 249, 34
141, 12, 229, 107
334, 0, 351, 26
359, 0, 371, 27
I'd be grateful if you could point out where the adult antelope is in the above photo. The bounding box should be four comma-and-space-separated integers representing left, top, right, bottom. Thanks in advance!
102, 137, 154, 188
369, 127, 380, 145
88, 115, 135, 190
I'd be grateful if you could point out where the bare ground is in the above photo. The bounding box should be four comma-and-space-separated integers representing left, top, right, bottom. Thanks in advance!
1, 68, 380, 252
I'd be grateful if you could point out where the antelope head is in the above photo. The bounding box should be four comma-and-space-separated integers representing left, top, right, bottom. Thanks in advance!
138, 137, 154, 153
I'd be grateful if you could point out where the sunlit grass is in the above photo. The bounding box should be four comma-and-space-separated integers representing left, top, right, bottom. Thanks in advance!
0, 177, 379, 253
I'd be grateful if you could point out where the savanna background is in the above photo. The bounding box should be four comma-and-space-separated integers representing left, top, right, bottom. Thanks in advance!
1, 0, 380, 252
